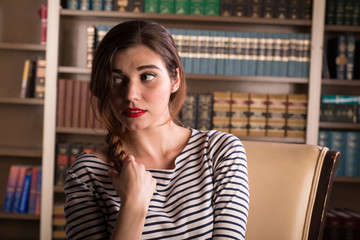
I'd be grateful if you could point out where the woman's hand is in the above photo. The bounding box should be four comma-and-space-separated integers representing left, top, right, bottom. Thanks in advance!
108, 155, 156, 209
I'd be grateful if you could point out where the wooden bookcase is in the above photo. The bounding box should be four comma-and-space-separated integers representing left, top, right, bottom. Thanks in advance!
0, 0, 351, 239
0, 1, 47, 239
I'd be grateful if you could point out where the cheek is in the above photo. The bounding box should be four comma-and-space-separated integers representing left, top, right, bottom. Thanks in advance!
145, 86, 171, 105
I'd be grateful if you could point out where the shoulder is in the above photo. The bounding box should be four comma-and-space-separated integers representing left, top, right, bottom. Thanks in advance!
191, 129, 244, 151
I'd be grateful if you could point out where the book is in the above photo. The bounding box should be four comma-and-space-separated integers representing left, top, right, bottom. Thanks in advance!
353, 1, 360, 25
205, 0, 220, 16
233, 0, 247, 17
320, 104, 357, 123
35, 168, 42, 215
248, 0, 263, 18
55, 142, 70, 186
288, 0, 301, 20
345, 35, 355, 80
175, 0, 190, 14
86, 24, 96, 69
38, 4, 48, 45
79, 0, 91, 10
67, 0, 80, 9
34, 59, 46, 99
28, 166, 40, 214
286, 94, 307, 138
335, 0, 345, 25
129, 0, 145, 12
20, 59, 36, 98
318, 130, 332, 149
79, 80, 90, 128
345, 132, 360, 177
344, 0, 354, 25
331, 131, 347, 176
219, 0, 233, 16
247, 32, 259, 76
159, 0, 175, 13
57, 79, 67, 127
71, 80, 82, 128
181, 93, 198, 129
327, 36, 347, 79
262, 0, 274, 18
113, 0, 131, 11
64, 79, 74, 127
266, 94, 287, 137
248, 93, 267, 136
18, 168, 32, 213
190, 0, 205, 15
196, 93, 213, 130
279, 32, 289, 77
12, 166, 31, 213
52, 203, 66, 240
2, 165, 21, 212
230, 92, 249, 137
69, 143, 84, 165
212, 91, 231, 133
300, 0, 312, 20
325, 0, 336, 25
321, 95, 360, 104
145, 0, 159, 12
91, 0, 103, 10
274, 0, 288, 19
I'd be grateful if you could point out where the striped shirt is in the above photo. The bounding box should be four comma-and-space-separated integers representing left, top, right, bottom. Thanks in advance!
64, 129, 249, 239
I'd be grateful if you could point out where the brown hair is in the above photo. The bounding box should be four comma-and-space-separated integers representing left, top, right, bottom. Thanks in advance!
89, 20, 186, 170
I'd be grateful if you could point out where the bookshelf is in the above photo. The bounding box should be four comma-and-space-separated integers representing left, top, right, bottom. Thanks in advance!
35, 0, 356, 238
0, 0, 47, 239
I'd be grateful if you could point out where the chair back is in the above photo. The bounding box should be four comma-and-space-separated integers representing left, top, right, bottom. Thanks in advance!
243, 140, 339, 240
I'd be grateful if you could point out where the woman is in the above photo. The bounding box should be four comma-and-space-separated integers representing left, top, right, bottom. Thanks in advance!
64, 20, 249, 239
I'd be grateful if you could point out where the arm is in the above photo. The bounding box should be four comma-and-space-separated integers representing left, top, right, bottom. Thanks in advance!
109, 155, 157, 240
212, 136, 249, 239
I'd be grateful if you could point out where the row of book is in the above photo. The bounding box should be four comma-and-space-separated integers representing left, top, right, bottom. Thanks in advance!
55, 141, 103, 186
53, 203, 66, 240
318, 130, 360, 177
65, 0, 313, 20
2, 165, 42, 215
326, 0, 360, 26
181, 92, 307, 138
320, 94, 360, 123
56, 78, 105, 129
20, 59, 46, 99
323, 35, 360, 80
323, 208, 360, 240
86, 24, 311, 77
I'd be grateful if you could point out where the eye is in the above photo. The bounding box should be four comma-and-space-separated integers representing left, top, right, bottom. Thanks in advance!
140, 73, 156, 81
113, 76, 124, 86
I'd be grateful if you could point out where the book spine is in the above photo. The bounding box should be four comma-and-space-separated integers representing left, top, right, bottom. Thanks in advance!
52, 204, 66, 240
69, 143, 84, 165
335, 0, 345, 25
35, 168, 42, 215
321, 94, 360, 104
64, 79, 74, 127
2, 165, 21, 213
233, 0, 247, 17
331, 131, 347, 176
27, 167, 40, 214
248, 0, 263, 18
344, 0, 353, 25
300, 0, 312, 20
67, 0, 80, 9
129, 0, 145, 12
91, 0, 103, 10
248, 93, 267, 136
215, 31, 227, 75
113, 0, 131, 11
279, 33, 289, 77
247, 32, 259, 76
34, 59, 46, 99
196, 93, 213, 130
287, 33, 297, 77
345, 35, 355, 80
18, 168, 32, 213
144, 0, 159, 12
353, 1, 360, 25
212, 91, 231, 133
12, 167, 28, 213
220, 0, 233, 16
262, 0, 274, 18
325, 0, 336, 25
345, 131, 360, 177
55, 143, 70, 186
274, 0, 288, 19
175, 0, 190, 14
286, 94, 307, 138
271, 33, 282, 76
241, 32, 250, 76
207, 30, 217, 75
71, 80, 82, 128
288, 0, 301, 20
190, 0, 205, 15
57, 79, 67, 127
39, 4, 48, 45
266, 94, 287, 137
256, 32, 266, 76
199, 30, 210, 74
86, 25, 96, 69
79, 0, 91, 10
159, 0, 175, 13
300, 34, 311, 77
205, 0, 220, 16
225, 31, 235, 75
320, 104, 357, 123
79, 80, 90, 128
20, 60, 36, 98
318, 130, 332, 148
103, 0, 113, 10
263, 32, 273, 76
230, 92, 249, 137
181, 93, 198, 129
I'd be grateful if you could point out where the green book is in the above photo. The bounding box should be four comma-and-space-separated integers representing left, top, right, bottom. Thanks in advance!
159, 0, 175, 13
175, 0, 190, 14
144, 0, 159, 13
205, 0, 220, 16
190, 0, 205, 15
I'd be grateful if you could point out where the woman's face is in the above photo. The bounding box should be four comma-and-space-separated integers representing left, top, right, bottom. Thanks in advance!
110, 45, 179, 132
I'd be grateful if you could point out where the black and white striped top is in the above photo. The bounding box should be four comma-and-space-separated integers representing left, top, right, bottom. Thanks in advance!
64, 129, 249, 239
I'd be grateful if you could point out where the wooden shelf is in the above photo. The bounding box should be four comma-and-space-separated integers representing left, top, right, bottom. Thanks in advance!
0, 212, 40, 220
0, 146, 42, 158
56, 126, 107, 135
319, 122, 360, 130
334, 177, 360, 183
61, 9, 312, 27
0, 42, 46, 51
325, 25, 360, 33
322, 79, 360, 86
58, 66, 308, 84
0, 97, 44, 105
240, 136, 305, 144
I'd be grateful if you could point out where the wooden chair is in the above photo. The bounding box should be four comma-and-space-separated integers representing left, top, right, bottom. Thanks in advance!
243, 141, 340, 240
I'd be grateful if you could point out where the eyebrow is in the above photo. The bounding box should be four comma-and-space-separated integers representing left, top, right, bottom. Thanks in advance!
112, 64, 162, 74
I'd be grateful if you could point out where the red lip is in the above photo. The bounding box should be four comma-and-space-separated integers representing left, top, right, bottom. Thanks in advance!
124, 108, 146, 118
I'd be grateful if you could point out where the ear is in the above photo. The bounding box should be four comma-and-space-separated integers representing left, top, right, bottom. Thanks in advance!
171, 68, 180, 93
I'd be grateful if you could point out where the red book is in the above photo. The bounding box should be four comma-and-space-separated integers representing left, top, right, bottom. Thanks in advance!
57, 79, 67, 127
2, 165, 21, 212
28, 167, 40, 214
38, 4, 48, 45
64, 79, 74, 127
71, 80, 82, 128
79, 81, 90, 128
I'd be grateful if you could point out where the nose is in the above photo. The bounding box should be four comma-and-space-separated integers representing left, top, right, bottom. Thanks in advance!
124, 80, 140, 102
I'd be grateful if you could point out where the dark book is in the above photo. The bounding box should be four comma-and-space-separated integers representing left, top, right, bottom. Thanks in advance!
18, 168, 32, 213
288, 0, 301, 20
331, 131, 346, 176
35, 168, 42, 215
181, 93, 198, 129
55, 142, 70, 186
274, 0, 288, 19
69, 143, 83, 165
79, 80, 90, 128
233, 0, 247, 17
345, 35, 355, 80
323, 210, 342, 240
300, 0, 312, 20
113, 0, 131, 11
220, 0, 234, 16
335, 0, 345, 25
344, 0, 353, 25
128, 0, 144, 12
247, 0, 263, 18
20, 59, 36, 98
27, 166, 40, 214
34, 59, 46, 99
325, 0, 337, 25
345, 132, 360, 177
196, 93, 213, 130
327, 36, 347, 79
353, 1, 360, 25
262, 0, 274, 18
320, 104, 357, 123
